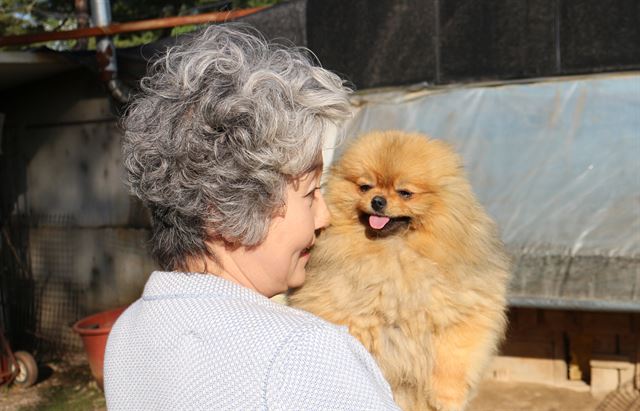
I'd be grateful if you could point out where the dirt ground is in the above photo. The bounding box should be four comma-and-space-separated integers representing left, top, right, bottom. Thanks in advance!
0, 354, 637, 411
468, 380, 600, 411
0, 353, 105, 411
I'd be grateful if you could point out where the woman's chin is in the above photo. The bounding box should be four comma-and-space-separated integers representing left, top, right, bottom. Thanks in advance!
288, 270, 307, 290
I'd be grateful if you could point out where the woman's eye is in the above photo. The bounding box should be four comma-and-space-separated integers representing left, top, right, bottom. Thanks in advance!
359, 184, 372, 193
397, 190, 413, 199
306, 187, 319, 204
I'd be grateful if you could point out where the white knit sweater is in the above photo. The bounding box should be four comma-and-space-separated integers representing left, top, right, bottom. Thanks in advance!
104, 271, 399, 410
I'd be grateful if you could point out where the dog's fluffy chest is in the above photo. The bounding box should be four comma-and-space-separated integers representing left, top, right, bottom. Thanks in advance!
318, 236, 476, 328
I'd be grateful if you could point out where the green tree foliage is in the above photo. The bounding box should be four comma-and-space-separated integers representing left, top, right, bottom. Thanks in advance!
1, 0, 282, 50
1, 0, 74, 37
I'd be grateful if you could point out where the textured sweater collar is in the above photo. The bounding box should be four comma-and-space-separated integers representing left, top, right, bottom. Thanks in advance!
142, 271, 270, 303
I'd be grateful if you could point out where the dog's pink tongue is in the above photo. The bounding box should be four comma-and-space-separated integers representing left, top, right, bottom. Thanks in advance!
369, 215, 390, 230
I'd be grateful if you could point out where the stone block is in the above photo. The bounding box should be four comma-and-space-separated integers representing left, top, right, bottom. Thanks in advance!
590, 356, 634, 398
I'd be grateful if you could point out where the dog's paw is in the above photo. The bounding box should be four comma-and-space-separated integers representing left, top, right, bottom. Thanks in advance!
429, 394, 468, 411
429, 380, 470, 411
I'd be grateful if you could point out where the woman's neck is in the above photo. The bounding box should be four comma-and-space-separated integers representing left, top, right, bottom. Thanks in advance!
184, 240, 270, 297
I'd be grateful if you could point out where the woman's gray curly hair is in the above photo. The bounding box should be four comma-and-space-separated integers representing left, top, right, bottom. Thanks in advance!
122, 24, 352, 271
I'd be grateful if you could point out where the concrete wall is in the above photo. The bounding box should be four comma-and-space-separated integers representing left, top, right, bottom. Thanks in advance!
0, 69, 156, 352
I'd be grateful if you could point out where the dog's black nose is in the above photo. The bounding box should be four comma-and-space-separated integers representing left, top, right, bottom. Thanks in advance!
371, 196, 387, 212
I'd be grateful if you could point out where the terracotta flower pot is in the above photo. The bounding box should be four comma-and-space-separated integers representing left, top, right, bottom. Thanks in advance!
72, 306, 127, 390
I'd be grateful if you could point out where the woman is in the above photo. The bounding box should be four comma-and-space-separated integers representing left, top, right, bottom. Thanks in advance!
104, 25, 400, 410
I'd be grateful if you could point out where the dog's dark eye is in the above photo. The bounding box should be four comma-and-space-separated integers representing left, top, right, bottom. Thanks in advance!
397, 190, 413, 199
359, 184, 373, 193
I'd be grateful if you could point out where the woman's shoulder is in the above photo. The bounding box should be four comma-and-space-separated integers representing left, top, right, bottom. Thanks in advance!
267, 311, 375, 374
236, 299, 355, 350
264, 296, 345, 327
264, 306, 400, 410
239, 298, 376, 371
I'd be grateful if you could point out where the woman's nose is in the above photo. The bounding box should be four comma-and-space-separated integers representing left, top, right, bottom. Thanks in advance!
315, 192, 331, 229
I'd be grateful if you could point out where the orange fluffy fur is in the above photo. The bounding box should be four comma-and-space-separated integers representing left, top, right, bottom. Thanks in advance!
289, 131, 510, 411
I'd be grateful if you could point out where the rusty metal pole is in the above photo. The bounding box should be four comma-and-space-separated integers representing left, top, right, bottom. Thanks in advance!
0, 8, 267, 47
89, 0, 131, 103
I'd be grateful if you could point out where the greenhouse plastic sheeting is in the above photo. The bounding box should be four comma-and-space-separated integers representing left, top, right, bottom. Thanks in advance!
336, 73, 640, 311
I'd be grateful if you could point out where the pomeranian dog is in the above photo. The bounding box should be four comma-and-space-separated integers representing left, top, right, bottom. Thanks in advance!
289, 130, 510, 411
